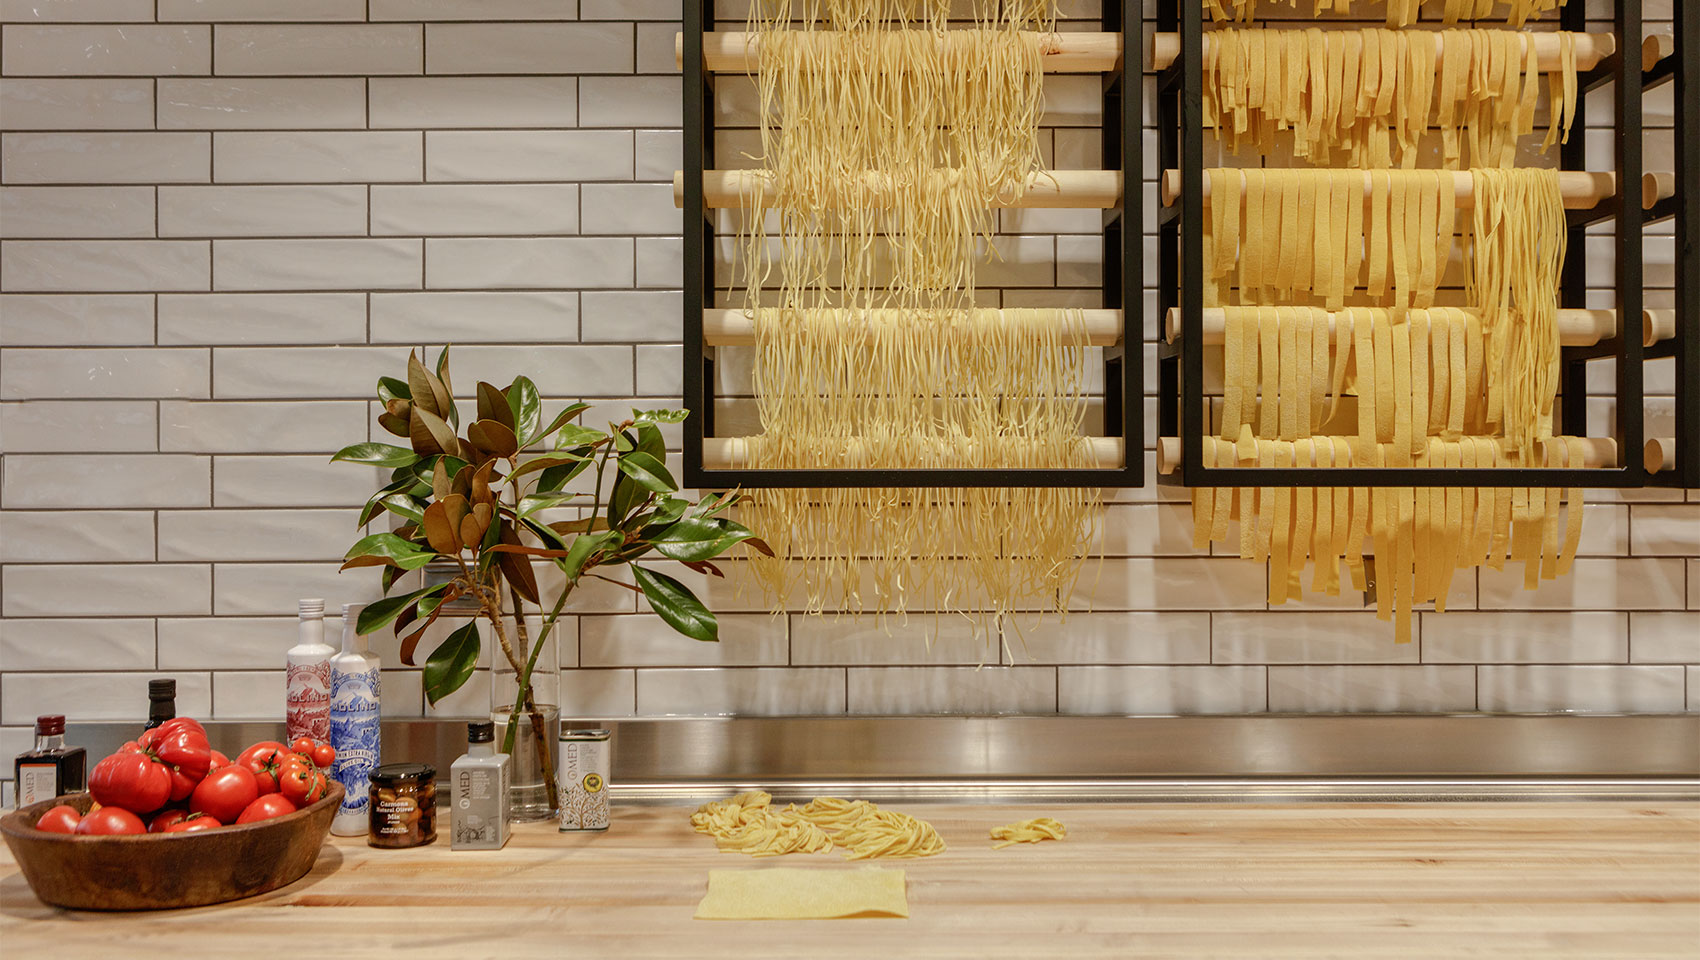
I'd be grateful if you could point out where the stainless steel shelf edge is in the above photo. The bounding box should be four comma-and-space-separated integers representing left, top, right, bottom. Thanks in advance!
59, 715, 1699, 803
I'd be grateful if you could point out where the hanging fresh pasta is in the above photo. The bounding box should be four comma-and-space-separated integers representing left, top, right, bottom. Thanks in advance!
734, 0, 1102, 627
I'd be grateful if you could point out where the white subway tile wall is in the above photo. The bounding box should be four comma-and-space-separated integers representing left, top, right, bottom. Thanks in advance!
0, 1, 1695, 794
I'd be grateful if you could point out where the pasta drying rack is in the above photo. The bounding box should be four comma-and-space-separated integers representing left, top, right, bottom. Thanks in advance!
1155, 0, 1698, 490
673, 1, 1143, 488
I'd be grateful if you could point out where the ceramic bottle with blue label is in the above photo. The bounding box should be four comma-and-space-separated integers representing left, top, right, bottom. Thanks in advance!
329, 602, 381, 836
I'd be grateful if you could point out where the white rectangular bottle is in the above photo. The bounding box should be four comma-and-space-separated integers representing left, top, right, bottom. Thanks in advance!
450, 720, 509, 850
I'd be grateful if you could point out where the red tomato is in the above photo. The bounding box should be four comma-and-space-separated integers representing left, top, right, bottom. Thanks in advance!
34, 805, 82, 834
235, 794, 296, 824
89, 751, 173, 814
290, 737, 317, 756
278, 765, 327, 807
150, 724, 213, 781
75, 806, 146, 835
240, 743, 293, 794
148, 809, 190, 833
189, 765, 259, 824
208, 749, 230, 770
162, 813, 221, 833
311, 742, 336, 768
235, 740, 284, 766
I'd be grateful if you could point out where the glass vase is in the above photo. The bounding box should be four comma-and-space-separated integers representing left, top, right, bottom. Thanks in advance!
490, 618, 560, 822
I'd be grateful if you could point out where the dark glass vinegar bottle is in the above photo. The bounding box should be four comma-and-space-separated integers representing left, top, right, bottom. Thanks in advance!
143, 678, 176, 730
14, 715, 86, 808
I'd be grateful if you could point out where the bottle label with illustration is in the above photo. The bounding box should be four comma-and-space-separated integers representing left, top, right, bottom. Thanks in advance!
286, 660, 332, 742
329, 666, 381, 817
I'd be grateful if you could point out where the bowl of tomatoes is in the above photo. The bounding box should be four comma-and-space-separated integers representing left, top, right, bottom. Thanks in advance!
0, 723, 345, 911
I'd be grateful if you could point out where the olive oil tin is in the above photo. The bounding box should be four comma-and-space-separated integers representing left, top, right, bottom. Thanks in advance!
558, 729, 610, 831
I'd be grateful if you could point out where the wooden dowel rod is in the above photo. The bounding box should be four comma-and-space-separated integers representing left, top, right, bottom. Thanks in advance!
1162, 307, 1619, 348
675, 169, 1122, 209
1156, 436, 1616, 475
1644, 438, 1677, 474
702, 436, 1125, 469
703, 308, 1124, 346
677, 30, 1612, 74
1642, 309, 1677, 348
1642, 34, 1674, 72
1151, 29, 1613, 73
1642, 172, 1676, 210
1160, 168, 1623, 210
678, 30, 1123, 73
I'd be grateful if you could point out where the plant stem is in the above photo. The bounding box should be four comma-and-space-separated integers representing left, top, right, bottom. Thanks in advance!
503, 584, 559, 812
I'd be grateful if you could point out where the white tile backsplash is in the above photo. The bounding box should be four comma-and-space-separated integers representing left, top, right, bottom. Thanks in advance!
2, 132, 210, 183
0, 6, 1693, 745
1268, 665, 1479, 713
1058, 665, 1267, 715
848, 666, 1056, 715
1477, 665, 1687, 714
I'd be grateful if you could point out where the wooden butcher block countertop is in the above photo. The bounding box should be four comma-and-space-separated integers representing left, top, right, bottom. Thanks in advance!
2, 801, 1696, 959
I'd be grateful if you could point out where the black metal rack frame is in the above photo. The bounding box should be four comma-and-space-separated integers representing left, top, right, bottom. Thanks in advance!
680, 0, 1144, 489
1155, 0, 1696, 489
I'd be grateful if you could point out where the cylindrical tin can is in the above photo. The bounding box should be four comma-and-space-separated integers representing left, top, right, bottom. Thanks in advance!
558, 728, 610, 831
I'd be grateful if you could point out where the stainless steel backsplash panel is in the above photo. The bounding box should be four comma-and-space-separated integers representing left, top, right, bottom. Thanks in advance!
62, 715, 1700, 802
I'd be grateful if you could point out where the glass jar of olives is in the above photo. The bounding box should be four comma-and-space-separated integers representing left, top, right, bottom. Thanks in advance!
368, 762, 436, 848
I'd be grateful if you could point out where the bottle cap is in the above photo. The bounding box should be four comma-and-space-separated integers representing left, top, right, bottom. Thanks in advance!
342, 602, 367, 622
35, 714, 65, 736
299, 598, 325, 617
148, 678, 176, 700
467, 721, 495, 744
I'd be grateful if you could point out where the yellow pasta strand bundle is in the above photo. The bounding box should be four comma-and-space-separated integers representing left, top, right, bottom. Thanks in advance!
740, 307, 1101, 624
1205, 170, 1455, 312
1464, 167, 1566, 459
1203, 28, 1574, 169
1192, 304, 1585, 642
990, 817, 1067, 849
1206, 0, 1565, 26
737, 1, 1103, 627
691, 792, 947, 861
690, 791, 836, 858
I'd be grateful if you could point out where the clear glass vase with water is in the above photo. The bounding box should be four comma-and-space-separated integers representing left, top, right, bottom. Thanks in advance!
490, 622, 560, 822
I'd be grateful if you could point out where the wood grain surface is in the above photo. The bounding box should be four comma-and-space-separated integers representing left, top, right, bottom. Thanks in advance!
2, 801, 1695, 959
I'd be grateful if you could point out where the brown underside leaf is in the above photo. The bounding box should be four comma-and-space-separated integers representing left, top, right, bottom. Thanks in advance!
422, 500, 462, 555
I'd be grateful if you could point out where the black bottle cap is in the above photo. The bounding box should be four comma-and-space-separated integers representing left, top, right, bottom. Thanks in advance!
467, 721, 494, 744
148, 679, 175, 700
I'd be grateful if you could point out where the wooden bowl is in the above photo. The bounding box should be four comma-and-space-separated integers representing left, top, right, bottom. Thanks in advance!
0, 781, 344, 911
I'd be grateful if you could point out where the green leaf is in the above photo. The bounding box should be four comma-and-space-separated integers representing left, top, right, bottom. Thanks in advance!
538, 402, 591, 443
344, 531, 433, 563
634, 422, 666, 462
356, 582, 450, 636
332, 442, 420, 468
561, 529, 618, 582
607, 469, 644, 527
613, 428, 634, 452
423, 621, 480, 706
380, 494, 427, 525
537, 458, 592, 493
507, 377, 542, 446
517, 491, 580, 519
510, 453, 588, 484
632, 407, 689, 425
647, 517, 758, 562
633, 565, 718, 642
616, 450, 676, 493
377, 376, 412, 404
554, 423, 607, 449
645, 496, 689, 528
